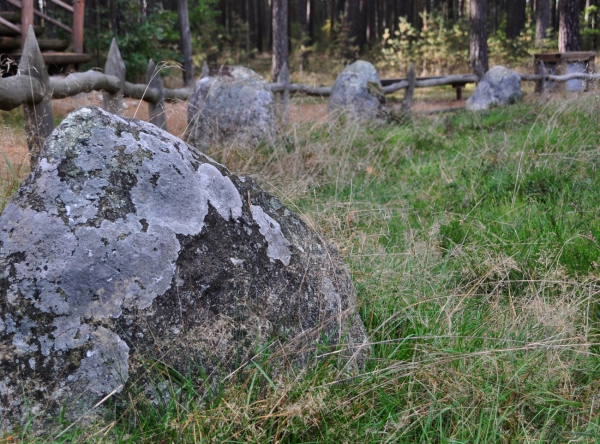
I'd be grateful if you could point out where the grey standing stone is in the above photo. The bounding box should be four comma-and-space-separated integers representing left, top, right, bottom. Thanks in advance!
328, 60, 387, 121
466, 66, 521, 111
0, 107, 368, 433
186, 66, 276, 150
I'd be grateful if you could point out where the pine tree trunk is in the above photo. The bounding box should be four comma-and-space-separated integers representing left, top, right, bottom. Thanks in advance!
297, 0, 308, 39
272, 0, 289, 81
343, 0, 360, 60
470, 0, 488, 73
177, 0, 194, 86
559, 0, 581, 51
506, 0, 527, 38
536, 0, 550, 46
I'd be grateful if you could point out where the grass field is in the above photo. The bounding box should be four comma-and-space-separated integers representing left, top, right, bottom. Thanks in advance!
3, 92, 600, 442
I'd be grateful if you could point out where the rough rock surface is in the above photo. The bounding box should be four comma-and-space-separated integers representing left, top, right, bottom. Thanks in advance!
328, 60, 387, 121
186, 66, 276, 150
0, 107, 368, 432
466, 66, 521, 111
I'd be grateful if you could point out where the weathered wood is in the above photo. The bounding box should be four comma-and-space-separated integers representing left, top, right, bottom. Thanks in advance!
37, 52, 90, 65
547, 72, 600, 81
0, 11, 21, 22
0, 75, 43, 110
145, 59, 167, 130
415, 75, 479, 87
402, 65, 415, 113
19, 27, 53, 168
50, 70, 120, 98
539, 61, 546, 93
201, 60, 209, 79
381, 80, 409, 94
123, 81, 160, 103
0, 37, 69, 51
72, 0, 84, 53
6, 0, 73, 33
163, 87, 192, 102
271, 82, 332, 96
0, 16, 20, 34
277, 61, 290, 124
49, 0, 74, 13
103, 39, 125, 114
21, 0, 33, 48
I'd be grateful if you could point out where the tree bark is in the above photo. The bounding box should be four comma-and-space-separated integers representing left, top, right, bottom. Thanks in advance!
470, 0, 488, 73
506, 0, 527, 39
559, 0, 581, 51
177, 0, 194, 87
343, 0, 360, 60
297, 0, 308, 38
272, 0, 289, 82
536, 0, 550, 46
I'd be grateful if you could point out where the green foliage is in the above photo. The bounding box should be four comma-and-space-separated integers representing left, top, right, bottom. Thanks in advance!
381, 13, 470, 74
85, 0, 220, 82
487, 21, 536, 67
85, 3, 179, 81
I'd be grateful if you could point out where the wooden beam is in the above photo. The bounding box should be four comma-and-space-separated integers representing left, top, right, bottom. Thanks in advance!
50, 70, 121, 98
72, 0, 84, 52
163, 87, 192, 102
49, 0, 74, 13
5, 0, 73, 33
124, 81, 160, 103
0, 16, 20, 34
19, 27, 53, 168
0, 75, 43, 111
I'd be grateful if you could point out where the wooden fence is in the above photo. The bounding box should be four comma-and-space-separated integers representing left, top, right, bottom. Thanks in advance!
3, 27, 600, 167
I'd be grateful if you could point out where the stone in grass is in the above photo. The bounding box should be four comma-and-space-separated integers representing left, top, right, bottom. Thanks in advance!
466, 66, 521, 111
186, 65, 276, 150
328, 60, 387, 121
0, 106, 368, 433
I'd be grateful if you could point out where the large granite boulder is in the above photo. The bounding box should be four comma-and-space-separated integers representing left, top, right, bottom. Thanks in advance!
186, 66, 276, 150
0, 107, 368, 432
328, 60, 387, 121
466, 66, 521, 111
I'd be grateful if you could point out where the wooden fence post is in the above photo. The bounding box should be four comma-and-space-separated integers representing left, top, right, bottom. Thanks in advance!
539, 61, 547, 94
277, 62, 290, 124
146, 59, 167, 131
201, 60, 209, 79
19, 26, 53, 169
402, 65, 415, 114
103, 39, 125, 114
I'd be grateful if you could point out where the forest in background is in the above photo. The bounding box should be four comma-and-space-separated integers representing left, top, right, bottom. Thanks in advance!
76, 0, 598, 82
0, 0, 600, 80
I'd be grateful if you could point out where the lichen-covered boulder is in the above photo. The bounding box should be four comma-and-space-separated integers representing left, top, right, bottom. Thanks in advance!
328, 60, 387, 121
186, 66, 276, 150
0, 107, 368, 432
466, 66, 521, 111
